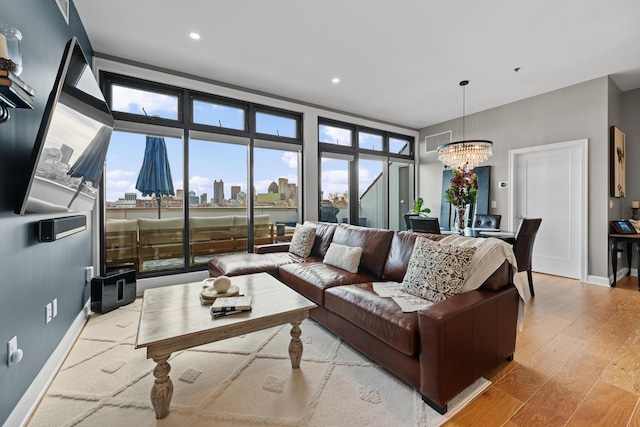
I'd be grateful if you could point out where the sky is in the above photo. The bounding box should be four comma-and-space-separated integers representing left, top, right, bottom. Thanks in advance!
104, 86, 382, 203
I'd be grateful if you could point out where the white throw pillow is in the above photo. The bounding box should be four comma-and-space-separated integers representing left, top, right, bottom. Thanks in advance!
323, 242, 362, 273
288, 223, 317, 258
401, 237, 476, 303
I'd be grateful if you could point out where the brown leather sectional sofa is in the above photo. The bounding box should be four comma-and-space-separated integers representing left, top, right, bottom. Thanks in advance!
208, 221, 519, 414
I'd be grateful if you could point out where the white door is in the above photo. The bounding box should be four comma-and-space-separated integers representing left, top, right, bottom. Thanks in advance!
509, 139, 587, 281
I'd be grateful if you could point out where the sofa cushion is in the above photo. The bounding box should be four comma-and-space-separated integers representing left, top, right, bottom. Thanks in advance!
325, 283, 419, 356
289, 223, 317, 258
323, 242, 362, 273
331, 224, 394, 278
208, 252, 305, 278
138, 217, 183, 231
382, 231, 446, 282
401, 237, 476, 303
278, 262, 376, 305
305, 221, 337, 258
106, 219, 138, 232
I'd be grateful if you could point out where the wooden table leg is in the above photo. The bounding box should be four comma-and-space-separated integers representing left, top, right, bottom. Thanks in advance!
289, 321, 303, 369
150, 353, 173, 419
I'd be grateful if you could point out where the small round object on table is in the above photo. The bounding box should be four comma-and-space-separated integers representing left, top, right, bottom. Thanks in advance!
200, 284, 240, 304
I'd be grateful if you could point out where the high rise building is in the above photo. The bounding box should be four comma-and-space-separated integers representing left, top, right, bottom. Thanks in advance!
268, 181, 279, 194
124, 192, 137, 201
59, 144, 73, 165
213, 180, 225, 205
231, 185, 241, 200
278, 177, 288, 194
200, 193, 207, 204
176, 189, 184, 199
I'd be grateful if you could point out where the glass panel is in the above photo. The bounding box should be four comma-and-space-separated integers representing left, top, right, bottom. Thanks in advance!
390, 137, 411, 155
319, 124, 352, 146
192, 99, 245, 130
320, 156, 349, 223
256, 112, 297, 138
110, 84, 178, 120
390, 161, 412, 231
188, 138, 248, 267
359, 131, 383, 151
254, 147, 299, 244
358, 158, 384, 228
104, 131, 184, 274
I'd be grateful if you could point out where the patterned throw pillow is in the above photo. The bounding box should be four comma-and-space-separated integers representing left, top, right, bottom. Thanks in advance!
289, 224, 317, 258
401, 237, 477, 303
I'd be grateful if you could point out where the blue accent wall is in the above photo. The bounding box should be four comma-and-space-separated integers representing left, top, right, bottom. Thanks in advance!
0, 1, 94, 423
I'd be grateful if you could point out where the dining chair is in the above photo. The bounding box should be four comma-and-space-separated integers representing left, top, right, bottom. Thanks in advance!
472, 214, 502, 230
511, 218, 542, 297
409, 217, 441, 234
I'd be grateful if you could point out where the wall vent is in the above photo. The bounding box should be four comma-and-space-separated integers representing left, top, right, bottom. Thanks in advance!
425, 130, 452, 153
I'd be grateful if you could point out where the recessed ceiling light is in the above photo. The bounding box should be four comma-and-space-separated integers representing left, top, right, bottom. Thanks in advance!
332, 77, 340, 84
189, 32, 201, 40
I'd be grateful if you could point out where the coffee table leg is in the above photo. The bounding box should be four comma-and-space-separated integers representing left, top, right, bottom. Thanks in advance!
289, 321, 303, 369
150, 353, 173, 419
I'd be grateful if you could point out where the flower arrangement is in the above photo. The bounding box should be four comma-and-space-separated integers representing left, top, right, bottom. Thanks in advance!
445, 169, 478, 207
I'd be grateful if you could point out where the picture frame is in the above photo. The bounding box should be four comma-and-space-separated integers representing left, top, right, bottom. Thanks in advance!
610, 126, 626, 197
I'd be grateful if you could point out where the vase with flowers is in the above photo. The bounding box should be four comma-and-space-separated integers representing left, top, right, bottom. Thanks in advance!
444, 169, 478, 232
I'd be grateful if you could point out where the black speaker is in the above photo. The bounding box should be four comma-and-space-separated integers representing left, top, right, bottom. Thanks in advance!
38, 215, 87, 242
91, 269, 136, 313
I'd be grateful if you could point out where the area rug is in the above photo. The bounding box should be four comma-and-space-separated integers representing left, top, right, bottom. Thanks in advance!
28, 298, 490, 427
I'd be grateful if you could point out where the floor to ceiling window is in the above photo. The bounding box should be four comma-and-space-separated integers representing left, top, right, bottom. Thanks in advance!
100, 73, 302, 277
318, 118, 414, 230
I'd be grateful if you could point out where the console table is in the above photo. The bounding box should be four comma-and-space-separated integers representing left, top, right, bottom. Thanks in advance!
609, 233, 640, 290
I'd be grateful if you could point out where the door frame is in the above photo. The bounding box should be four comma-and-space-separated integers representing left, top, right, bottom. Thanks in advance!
508, 138, 589, 282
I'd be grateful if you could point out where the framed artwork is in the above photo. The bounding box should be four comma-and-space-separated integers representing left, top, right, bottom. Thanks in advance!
610, 126, 626, 198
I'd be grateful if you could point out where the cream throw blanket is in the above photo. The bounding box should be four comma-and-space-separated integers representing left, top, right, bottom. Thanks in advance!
373, 236, 526, 328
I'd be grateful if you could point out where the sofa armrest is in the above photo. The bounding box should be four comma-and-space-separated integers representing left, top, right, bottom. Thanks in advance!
255, 243, 290, 254
417, 286, 519, 412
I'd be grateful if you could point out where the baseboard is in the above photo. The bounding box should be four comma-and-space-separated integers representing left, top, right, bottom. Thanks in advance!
587, 275, 611, 287
4, 300, 91, 427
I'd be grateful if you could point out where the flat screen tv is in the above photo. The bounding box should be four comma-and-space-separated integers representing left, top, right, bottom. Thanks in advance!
16, 36, 114, 215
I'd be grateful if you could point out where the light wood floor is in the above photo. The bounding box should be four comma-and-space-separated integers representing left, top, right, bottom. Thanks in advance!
445, 272, 640, 426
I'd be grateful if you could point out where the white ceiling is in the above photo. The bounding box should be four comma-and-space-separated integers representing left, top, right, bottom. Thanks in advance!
74, 0, 640, 130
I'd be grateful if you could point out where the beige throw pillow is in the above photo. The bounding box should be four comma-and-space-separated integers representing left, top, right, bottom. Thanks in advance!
288, 224, 317, 258
401, 237, 476, 303
323, 242, 362, 273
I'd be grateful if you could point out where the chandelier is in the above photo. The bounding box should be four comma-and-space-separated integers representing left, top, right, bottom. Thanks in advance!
437, 80, 493, 171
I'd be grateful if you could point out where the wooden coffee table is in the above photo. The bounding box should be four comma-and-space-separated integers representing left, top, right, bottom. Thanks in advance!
135, 272, 317, 419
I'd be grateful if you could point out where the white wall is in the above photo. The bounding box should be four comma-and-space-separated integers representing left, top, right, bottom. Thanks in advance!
417, 77, 610, 280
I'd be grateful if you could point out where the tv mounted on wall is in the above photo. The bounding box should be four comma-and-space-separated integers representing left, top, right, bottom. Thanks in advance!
15, 36, 114, 215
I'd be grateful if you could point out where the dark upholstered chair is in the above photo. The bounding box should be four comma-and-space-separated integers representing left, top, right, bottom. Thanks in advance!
472, 214, 502, 230
409, 217, 441, 234
510, 218, 542, 297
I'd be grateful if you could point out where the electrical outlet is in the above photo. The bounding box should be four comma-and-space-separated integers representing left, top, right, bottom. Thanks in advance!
491, 200, 497, 209
46, 303, 52, 324
85, 266, 93, 283
618, 252, 622, 259
52, 298, 58, 318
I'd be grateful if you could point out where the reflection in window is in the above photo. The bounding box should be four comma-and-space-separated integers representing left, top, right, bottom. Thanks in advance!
192, 100, 245, 130
256, 112, 297, 138
390, 137, 410, 155
110, 84, 178, 120
319, 124, 352, 146
320, 156, 349, 223
358, 158, 384, 228
359, 132, 383, 151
